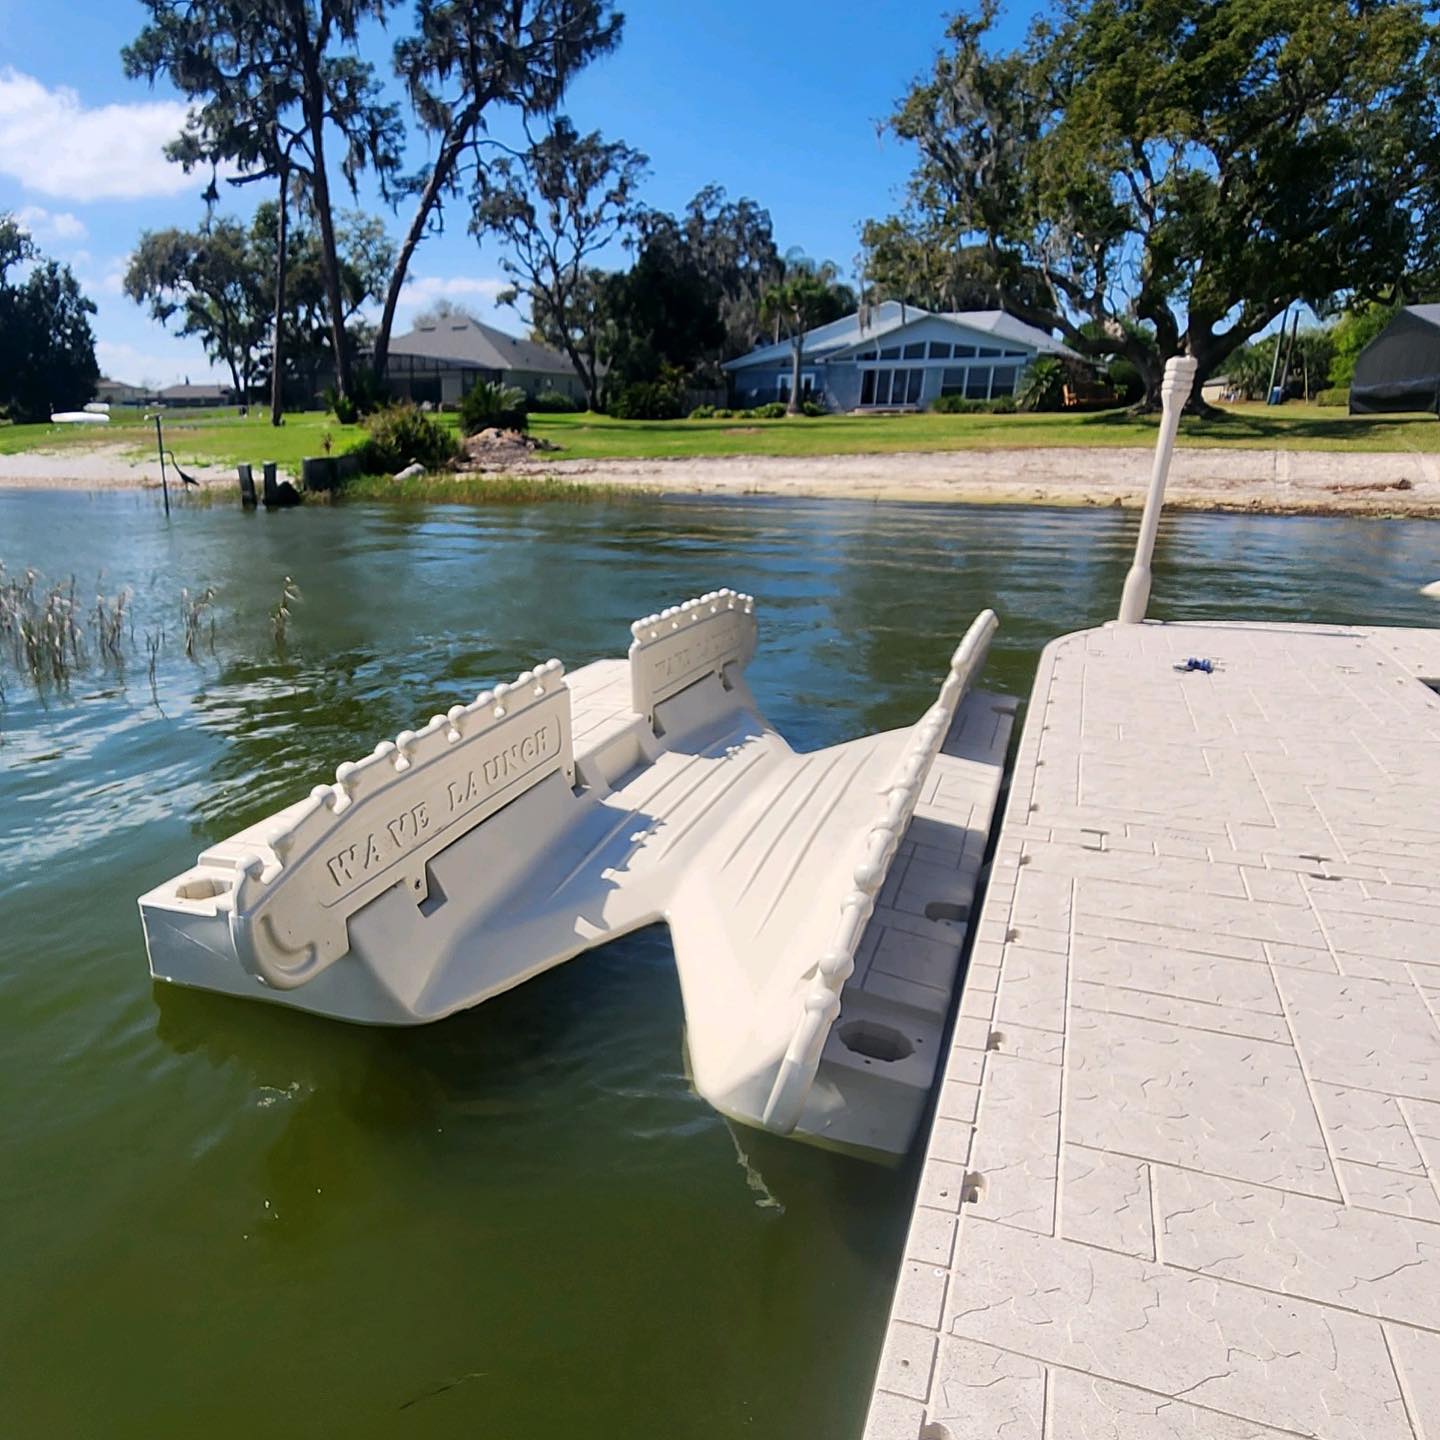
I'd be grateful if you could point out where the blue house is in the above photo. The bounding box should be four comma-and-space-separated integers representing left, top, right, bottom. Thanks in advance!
722, 300, 1079, 412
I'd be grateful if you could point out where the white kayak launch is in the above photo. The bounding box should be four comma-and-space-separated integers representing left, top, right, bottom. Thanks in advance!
139, 592, 1014, 1157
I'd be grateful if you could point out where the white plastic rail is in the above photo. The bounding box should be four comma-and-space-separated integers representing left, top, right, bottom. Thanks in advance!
759, 609, 1000, 1134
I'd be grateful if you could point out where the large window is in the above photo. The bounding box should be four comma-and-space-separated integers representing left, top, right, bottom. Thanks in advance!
861, 368, 924, 406
777, 372, 816, 402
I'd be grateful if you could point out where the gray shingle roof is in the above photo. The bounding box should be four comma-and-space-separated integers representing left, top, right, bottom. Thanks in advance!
383, 316, 573, 375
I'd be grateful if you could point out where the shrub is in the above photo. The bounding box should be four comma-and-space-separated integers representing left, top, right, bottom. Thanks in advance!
1315, 387, 1350, 408
930, 394, 1020, 415
361, 402, 460, 474
688, 403, 717, 419
324, 368, 390, 424
325, 386, 360, 425
751, 401, 788, 419
609, 380, 684, 420
460, 380, 528, 435
530, 387, 581, 413
800, 399, 826, 417
1016, 356, 1066, 412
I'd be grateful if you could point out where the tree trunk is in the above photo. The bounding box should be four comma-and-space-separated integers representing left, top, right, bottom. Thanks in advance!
293, 26, 351, 401
787, 335, 802, 415
372, 127, 471, 384
270, 167, 289, 427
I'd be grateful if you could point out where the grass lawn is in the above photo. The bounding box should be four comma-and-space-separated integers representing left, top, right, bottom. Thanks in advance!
528, 404, 1440, 459
1, 400, 1434, 473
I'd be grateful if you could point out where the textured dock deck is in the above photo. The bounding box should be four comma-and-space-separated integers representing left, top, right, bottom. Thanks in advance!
866, 620, 1440, 1440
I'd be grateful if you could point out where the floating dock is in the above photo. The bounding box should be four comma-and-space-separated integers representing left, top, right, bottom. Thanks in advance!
140, 593, 1013, 1157
866, 619, 1440, 1439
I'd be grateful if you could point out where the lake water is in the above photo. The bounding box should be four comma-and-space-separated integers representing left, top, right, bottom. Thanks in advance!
2, 489, 1436, 1439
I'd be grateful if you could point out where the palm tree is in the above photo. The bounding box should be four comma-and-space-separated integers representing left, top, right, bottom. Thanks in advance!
759, 251, 850, 415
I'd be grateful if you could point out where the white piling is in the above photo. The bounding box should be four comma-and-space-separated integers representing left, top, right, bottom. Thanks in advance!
1118, 354, 1198, 624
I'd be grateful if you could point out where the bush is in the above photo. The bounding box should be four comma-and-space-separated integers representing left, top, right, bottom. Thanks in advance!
800, 400, 826, 417
1315, 387, 1350, 408
324, 367, 390, 424
530, 387, 581, 413
688, 403, 717, 419
1016, 356, 1066, 412
609, 380, 684, 420
929, 394, 1021, 415
361, 402, 460, 474
460, 380, 528, 435
750, 401, 788, 419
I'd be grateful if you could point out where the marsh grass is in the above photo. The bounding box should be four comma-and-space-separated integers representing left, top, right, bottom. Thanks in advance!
336, 471, 654, 504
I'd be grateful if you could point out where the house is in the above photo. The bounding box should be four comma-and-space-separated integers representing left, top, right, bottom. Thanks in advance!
376, 315, 582, 406
722, 300, 1079, 412
1349, 304, 1440, 415
157, 382, 237, 409
92, 377, 153, 407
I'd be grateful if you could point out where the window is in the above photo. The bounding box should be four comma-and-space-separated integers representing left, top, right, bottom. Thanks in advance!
940, 368, 967, 397
879, 345, 900, 360
952, 344, 976, 358
856, 348, 877, 360
928, 342, 952, 360
990, 365, 1019, 396
978, 345, 1002, 357
903, 341, 926, 359
860, 368, 923, 407
778, 372, 816, 402
965, 367, 992, 400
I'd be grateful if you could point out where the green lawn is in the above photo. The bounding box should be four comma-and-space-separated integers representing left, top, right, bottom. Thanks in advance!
1, 400, 1434, 473
528, 405, 1440, 458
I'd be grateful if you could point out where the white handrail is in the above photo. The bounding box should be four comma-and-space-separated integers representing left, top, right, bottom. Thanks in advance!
1118, 354, 1198, 624
760, 609, 999, 1134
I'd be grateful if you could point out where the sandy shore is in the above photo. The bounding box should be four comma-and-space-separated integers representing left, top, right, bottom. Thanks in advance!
0, 444, 243, 491
506, 445, 1440, 517
4, 441, 1439, 516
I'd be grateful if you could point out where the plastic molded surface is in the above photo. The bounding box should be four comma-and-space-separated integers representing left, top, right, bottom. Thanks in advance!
140, 591, 1010, 1156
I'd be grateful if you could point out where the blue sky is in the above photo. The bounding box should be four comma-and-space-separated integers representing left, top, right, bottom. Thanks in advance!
0, 1, 1041, 385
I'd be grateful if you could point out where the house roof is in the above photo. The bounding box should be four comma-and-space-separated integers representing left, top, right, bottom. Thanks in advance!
723, 302, 1079, 369
383, 315, 573, 375
158, 383, 232, 400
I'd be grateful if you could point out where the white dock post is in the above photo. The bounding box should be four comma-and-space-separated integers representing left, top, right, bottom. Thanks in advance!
1118, 354, 1198, 624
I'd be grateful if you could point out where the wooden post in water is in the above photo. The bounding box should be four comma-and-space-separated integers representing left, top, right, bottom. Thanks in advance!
237, 464, 257, 508
154, 415, 170, 517
1118, 355, 1197, 624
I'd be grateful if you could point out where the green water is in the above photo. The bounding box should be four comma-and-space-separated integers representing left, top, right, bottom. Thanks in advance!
2, 490, 1436, 1439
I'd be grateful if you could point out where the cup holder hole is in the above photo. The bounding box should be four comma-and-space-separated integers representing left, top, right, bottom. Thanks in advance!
925, 901, 969, 923
837, 1020, 915, 1063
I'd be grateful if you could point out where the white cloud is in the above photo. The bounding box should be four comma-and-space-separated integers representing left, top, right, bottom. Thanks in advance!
0, 69, 196, 200
396, 274, 510, 313
16, 204, 86, 241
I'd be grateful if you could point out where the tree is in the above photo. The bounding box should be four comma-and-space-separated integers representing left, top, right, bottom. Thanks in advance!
600, 212, 725, 388
674, 187, 783, 360
0, 218, 99, 421
1330, 303, 1399, 388
858, 217, 1050, 315
126, 220, 270, 402
125, 0, 403, 405
759, 254, 854, 415
371, 0, 623, 383
881, 0, 1440, 410
473, 117, 647, 409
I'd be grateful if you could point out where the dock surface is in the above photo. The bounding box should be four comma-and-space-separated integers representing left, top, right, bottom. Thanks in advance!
866, 620, 1440, 1440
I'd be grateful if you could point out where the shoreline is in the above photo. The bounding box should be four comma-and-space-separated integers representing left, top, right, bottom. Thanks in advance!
2, 441, 1438, 517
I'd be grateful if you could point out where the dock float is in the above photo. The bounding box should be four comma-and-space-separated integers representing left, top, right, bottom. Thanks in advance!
139, 592, 1013, 1157
865, 619, 1440, 1439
